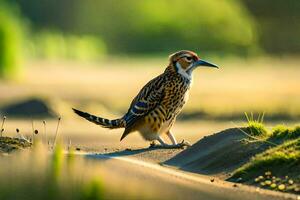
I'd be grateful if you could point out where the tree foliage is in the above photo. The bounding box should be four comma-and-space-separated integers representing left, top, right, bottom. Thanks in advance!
13, 0, 258, 55
0, 2, 24, 79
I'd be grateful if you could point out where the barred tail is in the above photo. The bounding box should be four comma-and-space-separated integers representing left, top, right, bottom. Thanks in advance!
72, 108, 125, 129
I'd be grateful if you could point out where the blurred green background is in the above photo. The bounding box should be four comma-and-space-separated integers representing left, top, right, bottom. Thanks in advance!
0, 0, 300, 124
1, 0, 299, 79
0, 2, 300, 198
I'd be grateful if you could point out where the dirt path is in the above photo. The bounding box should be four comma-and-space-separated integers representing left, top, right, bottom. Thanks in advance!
83, 152, 298, 200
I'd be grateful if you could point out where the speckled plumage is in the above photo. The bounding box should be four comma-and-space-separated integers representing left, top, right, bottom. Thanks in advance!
73, 50, 218, 147
121, 65, 191, 141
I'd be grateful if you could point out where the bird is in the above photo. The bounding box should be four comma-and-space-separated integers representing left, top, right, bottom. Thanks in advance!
73, 50, 218, 148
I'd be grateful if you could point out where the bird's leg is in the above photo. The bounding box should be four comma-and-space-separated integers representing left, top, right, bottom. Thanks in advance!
167, 131, 191, 148
166, 131, 177, 145
157, 136, 168, 146
149, 136, 167, 148
167, 130, 191, 148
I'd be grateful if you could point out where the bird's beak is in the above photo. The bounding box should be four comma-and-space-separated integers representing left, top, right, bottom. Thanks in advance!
193, 59, 219, 69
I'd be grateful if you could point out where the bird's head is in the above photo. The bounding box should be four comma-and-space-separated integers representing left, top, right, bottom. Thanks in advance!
168, 50, 218, 78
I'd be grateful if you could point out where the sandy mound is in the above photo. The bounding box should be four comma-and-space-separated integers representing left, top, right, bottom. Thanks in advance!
165, 128, 269, 177
0, 98, 57, 118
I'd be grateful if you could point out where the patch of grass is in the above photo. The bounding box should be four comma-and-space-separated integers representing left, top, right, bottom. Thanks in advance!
270, 125, 300, 141
232, 138, 300, 180
246, 122, 268, 137
244, 112, 268, 137
230, 123, 300, 194
0, 136, 31, 153
243, 113, 300, 146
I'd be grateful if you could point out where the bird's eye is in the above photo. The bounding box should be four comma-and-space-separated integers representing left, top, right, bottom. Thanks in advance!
185, 57, 193, 62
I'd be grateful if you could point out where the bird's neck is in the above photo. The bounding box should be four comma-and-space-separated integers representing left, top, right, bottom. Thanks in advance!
164, 64, 193, 85
164, 64, 177, 73
176, 65, 193, 82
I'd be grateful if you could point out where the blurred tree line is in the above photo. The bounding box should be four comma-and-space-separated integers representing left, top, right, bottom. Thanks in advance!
10, 0, 300, 55
243, 0, 300, 55
0, 0, 300, 78
8, 0, 258, 55
0, 1, 24, 79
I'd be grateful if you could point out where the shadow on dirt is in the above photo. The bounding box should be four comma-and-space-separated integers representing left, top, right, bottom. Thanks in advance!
164, 128, 271, 177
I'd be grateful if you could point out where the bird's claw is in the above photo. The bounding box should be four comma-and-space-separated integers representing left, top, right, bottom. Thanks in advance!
149, 140, 191, 149
176, 140, 191, 148
150, 141, 156, 148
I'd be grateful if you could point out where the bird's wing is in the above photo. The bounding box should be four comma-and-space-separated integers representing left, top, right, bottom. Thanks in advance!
123, 74, 165, 131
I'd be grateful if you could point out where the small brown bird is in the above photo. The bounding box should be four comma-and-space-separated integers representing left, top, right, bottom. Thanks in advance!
73, 50, 218, 148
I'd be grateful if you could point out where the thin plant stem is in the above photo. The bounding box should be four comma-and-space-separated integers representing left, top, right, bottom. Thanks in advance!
43, 120, 47, 145
31, 118, 35, 144
1, 116, 6, 137
68, 139, 72, 151
53, 117, 61, 149
231, 121, 277, 146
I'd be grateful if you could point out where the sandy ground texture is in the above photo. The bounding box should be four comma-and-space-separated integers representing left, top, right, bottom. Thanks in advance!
77, 126, 299, 200
164, 127, 270, 179
83, 151, 298, 200
1, 119, 300, 199
1, 125, 299, 200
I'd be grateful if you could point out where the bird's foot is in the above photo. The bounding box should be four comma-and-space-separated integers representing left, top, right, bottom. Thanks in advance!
175, 140, 191, 148
149, 140, 191, 149
150, 141, 156, 148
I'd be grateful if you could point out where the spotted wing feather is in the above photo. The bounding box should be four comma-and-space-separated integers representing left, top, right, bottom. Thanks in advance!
120, 75, 165, 140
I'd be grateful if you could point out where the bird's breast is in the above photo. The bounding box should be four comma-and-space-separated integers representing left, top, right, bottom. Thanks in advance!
174, 89, 189, 114
183, 89, 190, 103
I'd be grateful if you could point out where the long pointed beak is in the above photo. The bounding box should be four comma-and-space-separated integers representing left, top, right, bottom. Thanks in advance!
193, 59, 219, 68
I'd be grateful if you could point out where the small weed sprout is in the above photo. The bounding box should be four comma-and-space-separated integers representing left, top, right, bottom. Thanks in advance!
16, 128, 29, 142
68, 139, 72, 151
245, 112, 267, 137
232, 112, 277, 146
